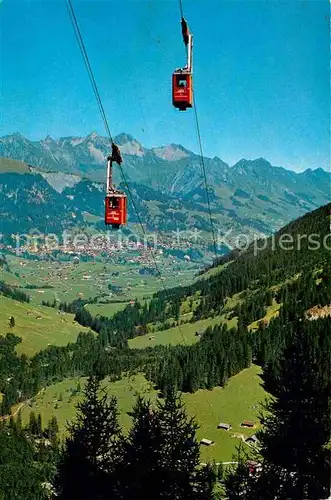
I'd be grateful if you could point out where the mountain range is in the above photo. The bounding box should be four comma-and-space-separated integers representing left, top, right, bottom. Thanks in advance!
0, 133, 329, 250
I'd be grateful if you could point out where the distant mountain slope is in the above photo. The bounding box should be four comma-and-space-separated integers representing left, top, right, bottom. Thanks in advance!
99, 203, 331, 348
177, 202, 331, 320
0, 135, 330, 243
205, 202, 331, 283
0, 157, 32, 174
0, 171, 84, 234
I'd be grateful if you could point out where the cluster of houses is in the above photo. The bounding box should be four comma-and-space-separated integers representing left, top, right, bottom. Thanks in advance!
199, 419, 261, 474
199, 419, 259, 448
11, 237, 200, 267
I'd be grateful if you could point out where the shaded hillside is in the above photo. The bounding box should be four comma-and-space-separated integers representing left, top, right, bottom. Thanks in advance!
0, 151, 330, 242
84, 203, 331, 346
1, 204, 330, 417
0, 171, 84, 234
172, 202, 331, 320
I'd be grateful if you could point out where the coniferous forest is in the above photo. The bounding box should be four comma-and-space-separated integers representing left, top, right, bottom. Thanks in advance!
0, 203, 330, 498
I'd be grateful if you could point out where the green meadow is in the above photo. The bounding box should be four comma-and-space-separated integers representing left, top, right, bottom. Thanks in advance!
128, 315, 238, 349
248, 298, 280, 331
17, 365, 265, 462
3, 254, 196, 305
0, 295, 89, 356
19, 374, 158, 436
85, 301, 127, 316
183, 365, 266, 462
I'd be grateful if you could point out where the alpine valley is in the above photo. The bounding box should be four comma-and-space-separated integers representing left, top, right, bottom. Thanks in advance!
0, 133, 329, 253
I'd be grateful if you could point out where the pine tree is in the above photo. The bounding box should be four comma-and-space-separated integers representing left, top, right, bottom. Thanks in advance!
0, 419, 49, 499
37, 413, 43, 436
121, 396, 163, 498
223, 444, 254, 500
156, 389, 202, 499
47, 415, 59, 448
15, 411, 22, 434
251, 321, 331, 499
194, 462, 222, 499
28, 411, 38, 435
55, 375, 124, 500
122, 390, 211, 499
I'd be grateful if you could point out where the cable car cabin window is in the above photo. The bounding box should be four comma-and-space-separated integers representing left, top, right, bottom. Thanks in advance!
108, 197, 119, 209
177, 78, 187, 88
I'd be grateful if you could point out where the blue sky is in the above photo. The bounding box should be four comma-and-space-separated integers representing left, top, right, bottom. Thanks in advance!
2, 0, 330, 171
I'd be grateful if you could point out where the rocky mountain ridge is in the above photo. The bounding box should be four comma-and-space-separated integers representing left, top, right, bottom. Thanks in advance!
0, 135, 329, 250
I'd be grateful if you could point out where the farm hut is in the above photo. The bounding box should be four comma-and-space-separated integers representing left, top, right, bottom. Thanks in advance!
200, 438, 214, 446
217, 422, 231, 431
241, 420, 255, 428
245, 434, 258, 444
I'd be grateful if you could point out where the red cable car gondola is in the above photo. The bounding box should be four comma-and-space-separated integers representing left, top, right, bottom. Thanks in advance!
172, 17, 193, 111
172, 70, 193, 111
105, 192, 127, 229
104, 144, 127, 229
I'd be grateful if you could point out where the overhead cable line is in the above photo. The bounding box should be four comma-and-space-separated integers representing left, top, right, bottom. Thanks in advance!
66, 0, 114, 144
66, 0, 190, 346
175, 0, 223, 426
193, 94, 219, 261
177, 0, 218, 263
179, 0, 184, 21
68, 0, 221, 431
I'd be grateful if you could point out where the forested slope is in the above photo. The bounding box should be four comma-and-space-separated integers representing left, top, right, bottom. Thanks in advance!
1, 203, 330, 498
1, 203, 330, 409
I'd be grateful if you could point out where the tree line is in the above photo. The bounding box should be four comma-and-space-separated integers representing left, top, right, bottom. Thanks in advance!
1, 377, 221, 499
1, 261, 330, 417
0, 280, 30, 303
2, 310, 329, 499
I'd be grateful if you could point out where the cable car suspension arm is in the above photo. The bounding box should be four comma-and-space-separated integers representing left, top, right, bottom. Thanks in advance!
180, 17, 193, 72
106, 143, 123, 194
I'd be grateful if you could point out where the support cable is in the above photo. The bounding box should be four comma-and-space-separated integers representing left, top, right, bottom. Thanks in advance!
193, 94, 218, 261
177, 0, 218, 263
66, 0, 190, 346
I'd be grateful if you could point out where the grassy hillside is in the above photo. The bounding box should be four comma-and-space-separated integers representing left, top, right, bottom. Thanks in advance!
183, 365, 266, 462
0, 157, 31, 174
17, 365, 265, 462
128, 314, 238, 349
0, 253, 198, 356
207, 202, 331, 285
248, 298, 281, 331
2, 204, 329, 475
85, 302, 127, 317
0, 295, 89, 356
18, 374, 157, 435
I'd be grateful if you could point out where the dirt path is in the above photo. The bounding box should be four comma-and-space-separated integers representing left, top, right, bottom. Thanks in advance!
1, 389, 44, 421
